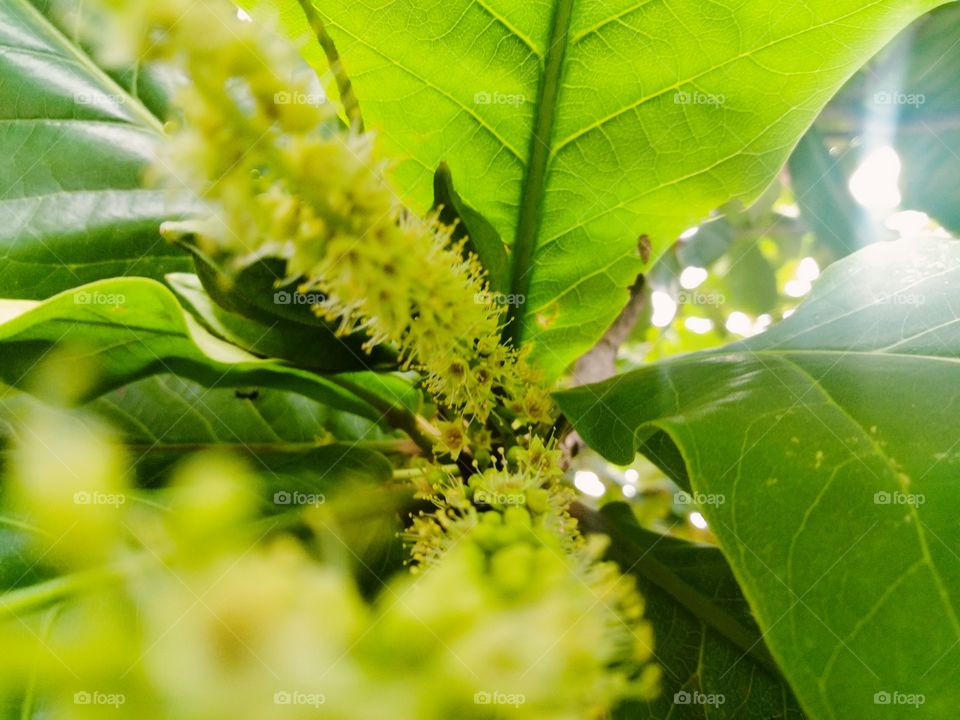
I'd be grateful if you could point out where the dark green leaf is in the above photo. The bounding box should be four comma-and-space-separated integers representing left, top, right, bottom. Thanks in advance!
432, 163, 510, 294
167, 272, 396, 373
579, 504, 804, 719
788, 128, 861, 257
0, 278, 382, 422
0, 0, 194, 299
558, 238, 960, 718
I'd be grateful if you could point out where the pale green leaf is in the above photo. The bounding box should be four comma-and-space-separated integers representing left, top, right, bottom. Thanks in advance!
303, 0, 948, 375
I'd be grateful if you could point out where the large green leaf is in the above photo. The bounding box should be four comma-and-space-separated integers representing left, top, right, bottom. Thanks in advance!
0, 0, 192, 299
0, 375, 395, 487
295, 0, 947, 375
579, 504, 805, 719
0, 278, 384, 422
558, 238, 960, 718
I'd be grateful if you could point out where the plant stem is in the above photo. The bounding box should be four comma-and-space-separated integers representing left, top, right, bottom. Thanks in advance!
392, 464, 458, 481
295, 0, 364, 130
115, 438, 423, 456
330, 376, 437, 455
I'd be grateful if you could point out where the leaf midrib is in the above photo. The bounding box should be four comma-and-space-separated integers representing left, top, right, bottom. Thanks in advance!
579, 504, 779, 675
506, 0, 575, 345
504, 0, 899, 335
11, 0, 164, 134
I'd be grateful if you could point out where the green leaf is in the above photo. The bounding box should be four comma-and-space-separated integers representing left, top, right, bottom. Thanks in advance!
787, 128, 860, 258
579, 504, 804, 719
299, 0, 946, 375
893, 6, 960, 233
168, 231, 401, 368
0, 278, 384, 422
0, 375, 395, 487
0, 0, 192, 300
715, 237, 778, 316
0, 520, 50, 592
166, 272, 396, 373
432, 163, 510, 294
558, 237, 960, 718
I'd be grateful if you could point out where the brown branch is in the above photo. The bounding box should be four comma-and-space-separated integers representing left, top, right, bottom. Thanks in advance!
572, 274, 646, 387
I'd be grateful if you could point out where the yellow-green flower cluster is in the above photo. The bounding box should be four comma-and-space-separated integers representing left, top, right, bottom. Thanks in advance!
1, 404, 658, 719
406, 437, 577, 566
403, 437, 659, 707
94, 0, 551, 425
63, 6, 660, 715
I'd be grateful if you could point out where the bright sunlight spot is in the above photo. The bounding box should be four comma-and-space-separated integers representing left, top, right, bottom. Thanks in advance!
785, 279, 812, 298
849, 145, 902, 211
690, 512, 709, 530
886, 210, 931, 239
622, 485, 637, 498
725, 311, 774, 336
684, 316, 714, 334
679, 266, 708, 289
624, 469, 639, 484
776, 203, 801, 218
236, 8, 252, 21
574, 471, 606, 498
650, 290, 678, 327
725, 311, 753, 336
796, 257, 820, 283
